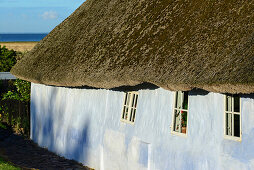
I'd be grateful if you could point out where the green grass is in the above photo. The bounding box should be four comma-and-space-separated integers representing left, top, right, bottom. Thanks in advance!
0, 157, 20, 170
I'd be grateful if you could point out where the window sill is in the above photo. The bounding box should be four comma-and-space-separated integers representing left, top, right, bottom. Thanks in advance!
224, 135, 241, 142
120, 119, 135, 125
171, 130, 188, 138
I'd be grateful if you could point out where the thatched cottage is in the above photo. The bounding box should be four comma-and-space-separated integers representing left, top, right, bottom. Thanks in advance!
11, 0, 254, 170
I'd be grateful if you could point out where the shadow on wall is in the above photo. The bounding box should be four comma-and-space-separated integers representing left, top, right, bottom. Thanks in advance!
241, 93, 254, 99
50, 82, 160, 92
65, 121, 90, 163
31, 86, 90, 164
189, 88, 209, 96
47, 83, 254, 98
188, 89, 254, 98
110, 82, 159, 91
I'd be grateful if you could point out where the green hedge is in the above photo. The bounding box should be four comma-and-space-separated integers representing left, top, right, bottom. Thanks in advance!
0, 79, 31, 136
0, 46, 17, 72
0, 46, 30, 136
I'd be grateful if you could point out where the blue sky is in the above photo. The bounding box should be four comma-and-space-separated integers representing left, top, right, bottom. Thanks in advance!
0, 0, 86, 33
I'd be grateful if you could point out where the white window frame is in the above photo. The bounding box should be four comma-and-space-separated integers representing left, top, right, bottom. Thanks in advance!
121, 91, 139, 124
171, 91, 189, 137
224, 94, 242, 141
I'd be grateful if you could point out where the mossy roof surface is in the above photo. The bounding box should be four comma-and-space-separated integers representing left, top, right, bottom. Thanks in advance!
11, 0, 254, 93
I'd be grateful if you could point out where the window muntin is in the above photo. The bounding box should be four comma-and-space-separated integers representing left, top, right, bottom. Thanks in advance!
225, 94, 241, 140
172, 91, 189, 134
121, 92, 138, 123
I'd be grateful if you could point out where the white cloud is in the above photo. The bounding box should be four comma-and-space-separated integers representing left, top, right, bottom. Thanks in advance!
41, 11, 58, 20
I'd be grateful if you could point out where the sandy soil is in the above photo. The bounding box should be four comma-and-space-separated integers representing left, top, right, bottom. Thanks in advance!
0, 42, 37, 52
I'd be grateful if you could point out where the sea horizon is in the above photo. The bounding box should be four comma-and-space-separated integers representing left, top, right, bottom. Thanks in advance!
0, 33, 48, 42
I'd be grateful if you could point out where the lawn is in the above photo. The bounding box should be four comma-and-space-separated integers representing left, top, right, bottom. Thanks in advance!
0, 157, 20, 170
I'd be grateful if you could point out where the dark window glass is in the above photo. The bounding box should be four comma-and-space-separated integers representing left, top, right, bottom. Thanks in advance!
181, 111, 188, 134
233, 95, 240, 112
133, 109, 136, 122
124, 93, 128, 105
132, 94, 135, 107
130, 108, 133, 121
135, 95, 138, 108
183, 92, 188, 110
122, 106, 126, 119
234, 114, 240, 137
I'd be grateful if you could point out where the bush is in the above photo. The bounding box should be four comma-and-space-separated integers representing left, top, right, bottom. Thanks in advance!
0, 79, 31, 136
0, 45, 17, 72
0, 46, 31, 136
2, 79, 30, 102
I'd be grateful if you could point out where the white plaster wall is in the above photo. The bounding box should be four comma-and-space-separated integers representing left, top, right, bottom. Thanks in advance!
31, 84, 108, 170
31, 83, 254, 170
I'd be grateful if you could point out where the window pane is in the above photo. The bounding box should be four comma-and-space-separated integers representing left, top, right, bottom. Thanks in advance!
125, 108, 129, 120
226, 95, 232, 112
131, 94, 135, 107
122, 106, 126, 119
173, 110, 181, 132
132, 109, 136, 122
175, 91, 182, 109
128, 93, 132, 105
183, 92, 188, 110
124, 93, 128, 105
233, 95, 240, 113
226, 113, 232, 136
135, 95, 138, 108
130, 108, 133, 121
234, 114, 240, 137
181, 111, 187, 134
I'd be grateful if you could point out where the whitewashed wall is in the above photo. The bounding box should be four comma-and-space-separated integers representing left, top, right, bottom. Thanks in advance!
31, 83, 254, 170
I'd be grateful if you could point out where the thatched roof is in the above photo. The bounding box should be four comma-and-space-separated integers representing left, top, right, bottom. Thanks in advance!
11, 0, 254, 94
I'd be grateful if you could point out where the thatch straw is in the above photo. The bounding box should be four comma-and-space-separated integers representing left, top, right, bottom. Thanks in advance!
11, 0, 254, 94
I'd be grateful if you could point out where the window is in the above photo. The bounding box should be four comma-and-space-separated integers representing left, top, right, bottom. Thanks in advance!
172, 91, 189, 134
121, 91, 139, 124
224, 94, 241, 140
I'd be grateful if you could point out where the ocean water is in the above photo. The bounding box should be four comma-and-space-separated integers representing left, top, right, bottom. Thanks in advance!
0, 33, 48, 42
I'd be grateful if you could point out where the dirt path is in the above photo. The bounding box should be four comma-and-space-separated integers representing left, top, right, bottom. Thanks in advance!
0, 127, 92, 170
